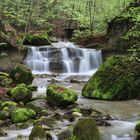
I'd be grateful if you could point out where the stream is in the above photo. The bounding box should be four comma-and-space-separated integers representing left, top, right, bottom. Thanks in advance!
1, 41, 139, 140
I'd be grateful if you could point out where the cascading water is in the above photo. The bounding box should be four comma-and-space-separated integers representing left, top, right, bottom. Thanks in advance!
24, 41, 102, 75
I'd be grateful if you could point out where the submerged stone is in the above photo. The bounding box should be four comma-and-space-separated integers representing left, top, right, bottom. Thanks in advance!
82, 56, 140, 100
46, 84, 78, 107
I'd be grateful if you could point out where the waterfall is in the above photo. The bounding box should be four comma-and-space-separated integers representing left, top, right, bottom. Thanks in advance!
24, 41, 102, 75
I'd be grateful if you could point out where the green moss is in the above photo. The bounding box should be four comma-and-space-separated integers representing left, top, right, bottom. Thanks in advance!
70, 118, 100, 140
11, 85, 32, 103
47, 84, 78, 107
0, 72, 9, 77
27, 85, 38, 91
11, 108, 36, 123
1, 101, 17, 109
29, 126, 46, 140
23, 34, 51, 46
0, 75, 12, 87
10, 65, 34, 85
82, 56, 140, 100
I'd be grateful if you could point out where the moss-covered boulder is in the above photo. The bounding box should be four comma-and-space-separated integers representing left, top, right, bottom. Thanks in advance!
10, 65, 34, 85
11, 108, 36, 123
29, 126, 46, 140
71, 118, 100, 140
23, 34, 51, 46
82, 56, 140, 100
11, 84, 32, 103
0, 101, 17, 109
46, 84, 78, 107
0, 72, 12, 87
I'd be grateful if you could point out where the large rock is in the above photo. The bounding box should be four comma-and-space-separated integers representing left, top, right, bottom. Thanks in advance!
11, 108, 36, 123
11, 84, 32, 103
10, 65, 34, 85
71, 118, 100, 140
23, 34, 51, 46
46, 84, 78, 107
82, 56, 140, 100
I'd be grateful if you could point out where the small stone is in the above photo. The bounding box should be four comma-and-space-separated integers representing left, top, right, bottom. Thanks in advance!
72, 112, 82, 117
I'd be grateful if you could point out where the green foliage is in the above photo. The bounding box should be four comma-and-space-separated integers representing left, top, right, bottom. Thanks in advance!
120, 5, 140, 61
0, 0, 132, 36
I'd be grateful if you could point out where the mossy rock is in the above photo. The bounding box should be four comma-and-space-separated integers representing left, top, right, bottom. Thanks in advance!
11, 108, 36, 123
23, 34, 51, 46
33, 117, 56, 128
0, 110, 10, 120
27, 85, 38, 91
82, 56, 140, 100
0, 101, 17, 109
11, 85, 32, 103
71, 118, 100, 140
46, 84, 78, 107
0, 73, 12, 87
10, 65, 34, 85
29, 126, 46, 140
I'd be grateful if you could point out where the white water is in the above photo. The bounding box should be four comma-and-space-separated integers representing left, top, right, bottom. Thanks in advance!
24, 41, 102, 75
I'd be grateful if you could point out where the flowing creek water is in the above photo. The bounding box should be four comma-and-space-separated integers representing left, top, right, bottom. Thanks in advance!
1, 41, 140, 140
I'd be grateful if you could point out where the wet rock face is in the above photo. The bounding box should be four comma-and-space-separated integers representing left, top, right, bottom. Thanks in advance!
49, 60, 67, 73
71, 118, 100, 140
